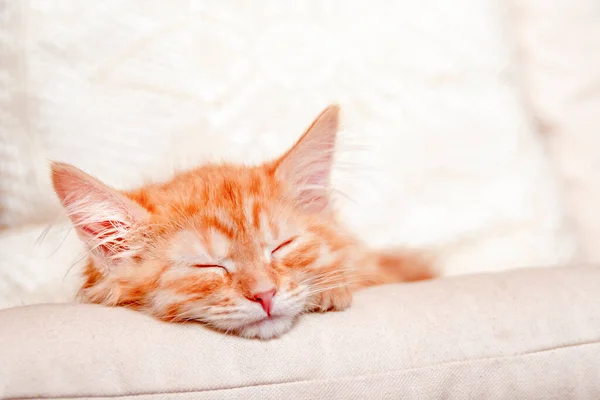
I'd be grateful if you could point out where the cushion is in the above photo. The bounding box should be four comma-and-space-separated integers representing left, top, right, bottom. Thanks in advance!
1, 266, 599, 399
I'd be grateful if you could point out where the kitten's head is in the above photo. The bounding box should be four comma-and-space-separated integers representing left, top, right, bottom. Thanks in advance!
52, 106, 354, 339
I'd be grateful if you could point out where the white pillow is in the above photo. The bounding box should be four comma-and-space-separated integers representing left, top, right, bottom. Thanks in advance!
512, 0, 600, 264
0, 1, 576, 306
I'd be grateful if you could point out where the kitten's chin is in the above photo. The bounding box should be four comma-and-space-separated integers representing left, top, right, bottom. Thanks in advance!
236, 316, 295, 340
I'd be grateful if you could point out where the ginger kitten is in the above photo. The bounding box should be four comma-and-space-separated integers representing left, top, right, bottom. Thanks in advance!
51, 105, 434, 339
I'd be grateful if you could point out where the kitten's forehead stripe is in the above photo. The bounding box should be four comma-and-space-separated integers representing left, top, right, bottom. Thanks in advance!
201, 216, 234, 239
252, 200, 261, 230
214, 208, 236, 232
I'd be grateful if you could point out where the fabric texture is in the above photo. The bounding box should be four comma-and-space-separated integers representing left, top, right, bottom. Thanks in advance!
1, 266, 599, 400
0, 0, 578, 308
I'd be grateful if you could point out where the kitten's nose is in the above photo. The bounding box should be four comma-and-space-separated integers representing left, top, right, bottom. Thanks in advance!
249, 289, 276, 316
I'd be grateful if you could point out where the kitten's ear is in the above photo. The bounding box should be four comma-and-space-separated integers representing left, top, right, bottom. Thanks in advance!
51, 162, 149, 263
273, 105, 339, 213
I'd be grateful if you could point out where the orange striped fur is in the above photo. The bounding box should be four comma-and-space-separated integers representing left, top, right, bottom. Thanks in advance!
51, 105, 435, 339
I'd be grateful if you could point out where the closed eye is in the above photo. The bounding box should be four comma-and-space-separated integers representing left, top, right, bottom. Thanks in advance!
272, 238, 295, 254
191, 264, 228, 272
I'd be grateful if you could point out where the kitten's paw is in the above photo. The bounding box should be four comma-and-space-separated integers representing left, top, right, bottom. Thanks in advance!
308, 286, 352, 312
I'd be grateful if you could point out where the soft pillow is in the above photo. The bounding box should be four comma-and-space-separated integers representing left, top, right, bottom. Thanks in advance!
512, 0, 600, 264
0, 0, 575, 263
1, 266, 599, 399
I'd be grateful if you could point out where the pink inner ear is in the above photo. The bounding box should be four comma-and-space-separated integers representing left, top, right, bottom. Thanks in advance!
65, 196, 138, 259
292, 165, 333, 211
294, 188, 329, 212
305, 169, 329, 189
51, 162, 148, 261
80, 220, 131, 257
274, 105, 339, 213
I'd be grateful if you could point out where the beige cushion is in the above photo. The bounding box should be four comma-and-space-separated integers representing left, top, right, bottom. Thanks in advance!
1, 266, 599, 399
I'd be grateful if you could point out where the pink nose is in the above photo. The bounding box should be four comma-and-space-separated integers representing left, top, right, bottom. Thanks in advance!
249, 289, 276, 316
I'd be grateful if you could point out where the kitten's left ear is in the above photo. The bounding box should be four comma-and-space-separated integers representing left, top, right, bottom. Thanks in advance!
272, 105, 339, 213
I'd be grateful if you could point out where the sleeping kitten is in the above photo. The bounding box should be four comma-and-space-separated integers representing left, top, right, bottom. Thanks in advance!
51, 105, 435, 339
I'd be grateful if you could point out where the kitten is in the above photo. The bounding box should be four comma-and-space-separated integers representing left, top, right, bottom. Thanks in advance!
51, 105, 435, 339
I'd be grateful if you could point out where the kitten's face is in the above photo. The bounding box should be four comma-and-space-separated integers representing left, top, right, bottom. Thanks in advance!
121, 166, 350, 339
53, 106, 352, 339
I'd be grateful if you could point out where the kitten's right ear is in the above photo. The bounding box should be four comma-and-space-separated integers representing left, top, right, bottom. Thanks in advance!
51, 162, 149, 262
271, 105, 340, 213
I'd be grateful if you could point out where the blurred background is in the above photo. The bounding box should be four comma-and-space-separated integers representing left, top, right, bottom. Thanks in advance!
1, 0, 599, 307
